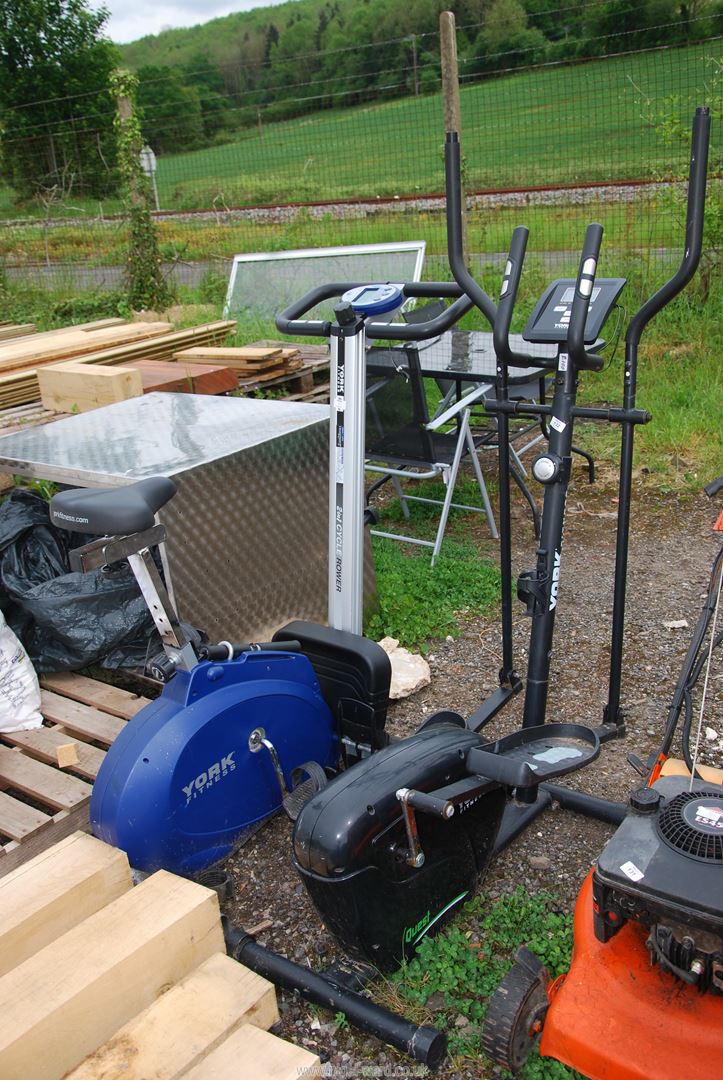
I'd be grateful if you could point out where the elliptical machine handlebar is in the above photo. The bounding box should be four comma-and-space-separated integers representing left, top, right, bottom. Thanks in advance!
275, 280, 475, 339
444, 131, 498, 329
627, 105, 710, 349
567, 222, 605, 372
492, 225, 539, 369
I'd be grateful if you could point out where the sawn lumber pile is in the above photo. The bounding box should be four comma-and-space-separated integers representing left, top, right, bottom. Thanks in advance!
0, 831, 321, 1079
173, 344, 303, 382
0, 318, 237, 409
0, 322, 37, 342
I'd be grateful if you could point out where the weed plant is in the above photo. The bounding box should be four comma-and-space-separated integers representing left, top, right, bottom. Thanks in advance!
386, 888, 579, 1076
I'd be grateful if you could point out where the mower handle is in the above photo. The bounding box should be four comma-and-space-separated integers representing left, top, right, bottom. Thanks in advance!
275, 280, 475, 340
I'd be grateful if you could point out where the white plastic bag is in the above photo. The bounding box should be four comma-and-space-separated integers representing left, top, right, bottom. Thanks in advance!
0, 609, 43, 733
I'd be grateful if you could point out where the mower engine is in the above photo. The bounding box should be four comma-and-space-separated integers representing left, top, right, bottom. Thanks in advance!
592, 775, 723, 993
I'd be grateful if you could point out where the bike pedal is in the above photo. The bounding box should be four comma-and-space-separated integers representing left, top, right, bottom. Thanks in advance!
283, 761, 328, 821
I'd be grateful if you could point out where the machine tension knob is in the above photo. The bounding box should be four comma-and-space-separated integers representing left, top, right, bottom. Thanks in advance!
532, 453, 562, 484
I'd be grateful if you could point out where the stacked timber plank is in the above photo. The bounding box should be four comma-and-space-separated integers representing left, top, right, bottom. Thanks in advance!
173, 344, 304, 382
0, 318, 236, 409
0, 322, 37, 342
0, 672, 146, 879
0, 832, 321, 1079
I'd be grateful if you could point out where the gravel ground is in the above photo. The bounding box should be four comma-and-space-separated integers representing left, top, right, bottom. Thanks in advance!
219, 477, 721, 1079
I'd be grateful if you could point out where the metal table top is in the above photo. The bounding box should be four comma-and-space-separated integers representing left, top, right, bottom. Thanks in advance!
0, 392, 330, 486
368, 330, 556, 383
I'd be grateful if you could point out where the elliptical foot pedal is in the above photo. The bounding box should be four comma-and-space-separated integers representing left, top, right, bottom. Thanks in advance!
283, 761, 328, 821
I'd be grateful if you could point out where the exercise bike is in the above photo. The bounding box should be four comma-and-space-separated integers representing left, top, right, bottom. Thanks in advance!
48, 476, 392, 874
274, 108, 712, 977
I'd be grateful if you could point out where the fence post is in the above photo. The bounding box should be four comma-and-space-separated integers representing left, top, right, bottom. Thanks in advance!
112, 70, 173, 311
116, 91, 145, 208
439, 11, 468, 267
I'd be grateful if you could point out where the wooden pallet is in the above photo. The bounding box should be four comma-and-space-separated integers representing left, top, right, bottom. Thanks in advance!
0, 833, 321, 1079
0, 673, 147, 879
231, 341, 330, 397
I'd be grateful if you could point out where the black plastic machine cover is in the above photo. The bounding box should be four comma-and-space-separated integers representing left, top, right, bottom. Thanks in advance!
293, 722, 507, 971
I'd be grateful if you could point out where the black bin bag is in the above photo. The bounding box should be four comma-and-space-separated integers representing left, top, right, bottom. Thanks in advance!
0, 488, 157, 672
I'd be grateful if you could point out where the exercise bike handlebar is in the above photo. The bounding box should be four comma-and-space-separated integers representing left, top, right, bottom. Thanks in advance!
627, 105, 710, 349
275, 280, 475, 339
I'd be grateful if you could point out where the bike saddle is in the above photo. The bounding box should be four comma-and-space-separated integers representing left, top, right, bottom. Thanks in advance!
50, 476, 177, 536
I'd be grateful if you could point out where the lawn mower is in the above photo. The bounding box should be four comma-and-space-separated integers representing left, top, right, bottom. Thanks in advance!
482, 476, 722, 1078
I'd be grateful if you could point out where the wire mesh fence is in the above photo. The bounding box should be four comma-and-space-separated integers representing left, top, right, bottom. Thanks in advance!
1, 27, 720, 307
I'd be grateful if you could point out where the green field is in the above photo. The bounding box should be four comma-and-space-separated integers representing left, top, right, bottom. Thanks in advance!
153, 41, 720, 209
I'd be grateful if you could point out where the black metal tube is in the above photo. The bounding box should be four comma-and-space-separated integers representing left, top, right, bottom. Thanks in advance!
626, 106, 710, 350
445, 132, 498, 327
223, 922, 448, 1069
494, 230, 530, 686
275, 279, 474, 340
494, 227, 535, 370
485, 400, 652, 424
521, 353, 580, 729
605, 107, 710, 729
540, 783, 627, 825
493, 790, 553, 853
199, 640, 301, 661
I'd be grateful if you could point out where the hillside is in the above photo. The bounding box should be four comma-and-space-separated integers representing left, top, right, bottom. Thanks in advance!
118, 0, 722, 157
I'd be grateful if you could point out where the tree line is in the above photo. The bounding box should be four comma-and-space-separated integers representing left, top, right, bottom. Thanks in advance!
0, 0, 720, 201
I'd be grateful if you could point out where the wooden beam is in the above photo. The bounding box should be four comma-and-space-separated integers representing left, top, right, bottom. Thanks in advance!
132, 359, 238, 396
0, 323, 172, 375
0, 802, 91, 880
182, 1023, 321, 1080
66, 952, 278, 1080
0, 832, 131, 978
39, 363, 144, 413
0, 870, 224, 1080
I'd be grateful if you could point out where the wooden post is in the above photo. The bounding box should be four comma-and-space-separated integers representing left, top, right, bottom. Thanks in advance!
439, 11, 468, 267
115, 93, 145, 209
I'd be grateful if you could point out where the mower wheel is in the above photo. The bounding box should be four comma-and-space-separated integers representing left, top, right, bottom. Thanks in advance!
481, 946, 550, 1074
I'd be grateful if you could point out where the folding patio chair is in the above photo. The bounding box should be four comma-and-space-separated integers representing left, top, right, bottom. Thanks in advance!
365, 349, 498, 564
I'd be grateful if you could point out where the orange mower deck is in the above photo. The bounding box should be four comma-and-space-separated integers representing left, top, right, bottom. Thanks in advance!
539, 872, 722, 1079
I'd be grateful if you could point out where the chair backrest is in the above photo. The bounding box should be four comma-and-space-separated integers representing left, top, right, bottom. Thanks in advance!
365, 348, 436, 466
